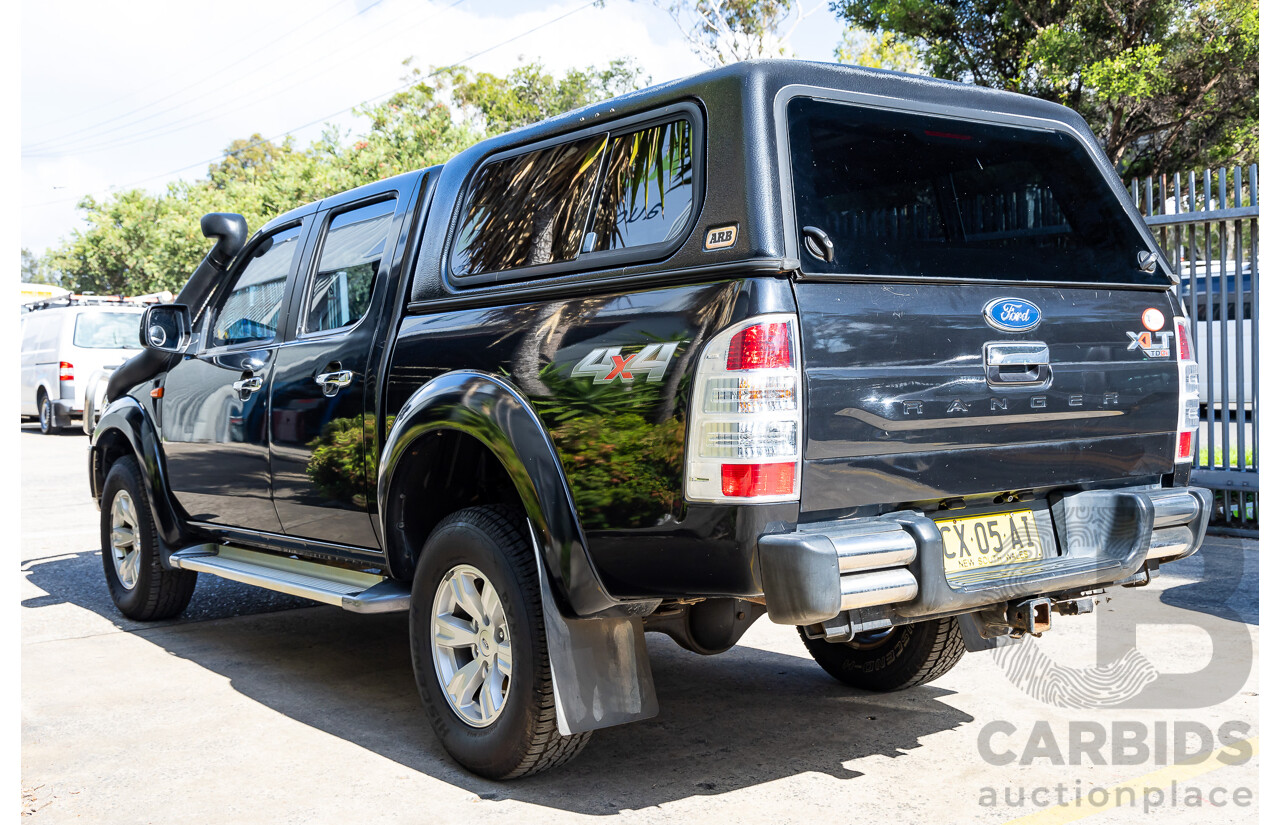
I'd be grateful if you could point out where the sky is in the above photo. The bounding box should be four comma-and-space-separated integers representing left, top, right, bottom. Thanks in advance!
19, 0, 846, 258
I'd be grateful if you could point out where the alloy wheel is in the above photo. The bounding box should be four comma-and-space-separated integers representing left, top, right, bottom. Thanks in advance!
109, 491, 142, 590
430, 564, 512, 728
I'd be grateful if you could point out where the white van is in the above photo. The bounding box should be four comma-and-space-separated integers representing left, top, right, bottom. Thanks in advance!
20, 305, 145, 433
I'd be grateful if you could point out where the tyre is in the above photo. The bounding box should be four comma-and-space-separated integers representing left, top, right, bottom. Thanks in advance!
799, 617, 966, 692
409, 505, 590, 779
100, 457, 197, 620
38, 393, 60, 435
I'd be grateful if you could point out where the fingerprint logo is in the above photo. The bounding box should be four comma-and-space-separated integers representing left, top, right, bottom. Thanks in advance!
993, 642, 1159, 708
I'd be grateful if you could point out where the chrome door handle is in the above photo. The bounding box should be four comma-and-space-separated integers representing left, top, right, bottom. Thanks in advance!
232, 376, 263, 393
314, 370, 353, 388
984, 341, 1051, 386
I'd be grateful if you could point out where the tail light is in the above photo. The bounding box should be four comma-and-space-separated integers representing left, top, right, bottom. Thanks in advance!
686, 315, 802, 502
59, 361, 74, 381
1174, 316, 1197, 463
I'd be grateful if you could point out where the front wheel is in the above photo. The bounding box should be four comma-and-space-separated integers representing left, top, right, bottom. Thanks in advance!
798, 617, 966, 692
100, 457, 197, 620
409, 505, 590, 779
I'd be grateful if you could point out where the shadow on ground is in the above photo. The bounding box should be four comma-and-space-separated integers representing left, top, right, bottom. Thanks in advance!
24, 550, 970, 814
22, 536, 1260, 815
1157, 536, 1258, 625
22, 548, 314, 628
134, 607, 974, 814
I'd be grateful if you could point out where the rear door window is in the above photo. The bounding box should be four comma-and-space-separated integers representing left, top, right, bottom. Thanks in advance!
302, 198, 397, 334
787, 97, 1166, 286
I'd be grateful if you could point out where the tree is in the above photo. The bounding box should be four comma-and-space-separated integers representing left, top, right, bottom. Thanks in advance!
21, 248, 61, 286
833, 0, 1258, 176
835, 29, 923, 73
443, 58, 648, 134
208, 134, 293, 186
657, 0, 817, 66
47, 189, 205, 296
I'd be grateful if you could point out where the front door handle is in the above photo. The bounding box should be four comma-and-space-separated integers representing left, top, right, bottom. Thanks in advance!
232, 376, 263, 394
314, 369, 354, 397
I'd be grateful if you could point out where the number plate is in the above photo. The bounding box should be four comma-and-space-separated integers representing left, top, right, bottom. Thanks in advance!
936, 509, 1048, 574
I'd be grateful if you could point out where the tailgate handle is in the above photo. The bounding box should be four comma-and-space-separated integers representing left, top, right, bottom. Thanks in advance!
984, 342, 1051, 385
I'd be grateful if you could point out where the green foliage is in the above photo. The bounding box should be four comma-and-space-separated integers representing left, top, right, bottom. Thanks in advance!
528, 360, 687, 529
21, 248, 61, 286
659, 0, 807, 65
443, 58, 648, 134
834, 0, 1259, 177
208, 133, 294, 185
835, 28, 924, 72
553, 413, 686, 529
42, 59, 646, 296
535, 362, 665, 427
305, 415, 377, 507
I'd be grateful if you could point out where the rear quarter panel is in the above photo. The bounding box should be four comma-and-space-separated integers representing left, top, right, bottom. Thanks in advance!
386, 276, 798, 598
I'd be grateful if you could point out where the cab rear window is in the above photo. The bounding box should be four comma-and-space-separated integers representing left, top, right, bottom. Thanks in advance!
787, 98, 1167, 286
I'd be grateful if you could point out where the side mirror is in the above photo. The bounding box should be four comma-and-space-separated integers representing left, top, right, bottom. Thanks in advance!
141, 304, 192, 353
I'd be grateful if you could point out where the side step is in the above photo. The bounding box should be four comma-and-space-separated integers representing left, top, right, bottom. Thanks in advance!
170, 545, 410, 614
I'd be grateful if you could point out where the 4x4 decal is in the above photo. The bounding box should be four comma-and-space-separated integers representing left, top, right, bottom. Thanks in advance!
570, 342, 681, 384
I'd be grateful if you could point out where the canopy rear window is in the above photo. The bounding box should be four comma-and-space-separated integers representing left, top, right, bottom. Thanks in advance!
450, 117, 695, 281
787, 98, 1166, 286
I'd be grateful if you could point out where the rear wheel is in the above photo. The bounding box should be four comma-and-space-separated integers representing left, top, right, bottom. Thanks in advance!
798, 617, 966, 692
38, 392, 59, 435
100, 457, 197, 620
409, 505, 590, 779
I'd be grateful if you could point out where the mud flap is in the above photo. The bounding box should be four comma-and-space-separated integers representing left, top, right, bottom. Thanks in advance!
530, 526, 659, 735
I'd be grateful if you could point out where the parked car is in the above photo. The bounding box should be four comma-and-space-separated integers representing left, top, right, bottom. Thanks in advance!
20, 302, 144, 433
89, 60, 1210, 779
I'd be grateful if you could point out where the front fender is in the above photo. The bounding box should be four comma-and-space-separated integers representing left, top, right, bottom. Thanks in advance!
90, 396, 186, 548
378, 371, 629, 618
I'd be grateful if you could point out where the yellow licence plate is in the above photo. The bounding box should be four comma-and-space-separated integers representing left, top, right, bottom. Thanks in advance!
936, 509, 1048, 574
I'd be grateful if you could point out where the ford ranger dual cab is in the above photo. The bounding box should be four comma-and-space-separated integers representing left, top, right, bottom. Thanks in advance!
90, 60, 1210, 779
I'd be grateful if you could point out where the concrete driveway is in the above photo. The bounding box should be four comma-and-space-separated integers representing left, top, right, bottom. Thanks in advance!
21, 427, 1259, 824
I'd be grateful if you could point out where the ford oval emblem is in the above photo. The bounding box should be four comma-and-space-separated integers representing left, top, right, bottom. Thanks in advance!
983, 297, 1042, 332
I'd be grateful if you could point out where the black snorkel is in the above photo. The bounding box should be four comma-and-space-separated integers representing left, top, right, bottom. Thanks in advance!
104, 213, 248, 403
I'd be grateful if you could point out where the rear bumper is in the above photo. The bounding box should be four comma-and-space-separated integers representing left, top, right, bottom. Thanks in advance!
757, 485, 1212, 626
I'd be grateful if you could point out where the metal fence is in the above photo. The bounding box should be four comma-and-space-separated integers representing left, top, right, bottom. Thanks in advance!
1130, 165, 1259, 533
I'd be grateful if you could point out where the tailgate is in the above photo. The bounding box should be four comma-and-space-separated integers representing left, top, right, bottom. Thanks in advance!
795, 282, 1182, 513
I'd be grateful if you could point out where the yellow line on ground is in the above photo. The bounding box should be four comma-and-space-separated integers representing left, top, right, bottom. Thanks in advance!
999, 736, 1259, 824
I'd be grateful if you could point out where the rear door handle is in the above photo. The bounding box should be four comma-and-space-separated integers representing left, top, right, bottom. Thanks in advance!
231, 376, 263, 393
315, 369, 353, 396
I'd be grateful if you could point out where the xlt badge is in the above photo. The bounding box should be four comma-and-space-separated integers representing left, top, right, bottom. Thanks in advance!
1127, 330, 1174, 358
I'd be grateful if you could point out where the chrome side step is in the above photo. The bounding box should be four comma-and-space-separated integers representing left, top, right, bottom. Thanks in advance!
169, 545, 410, 614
